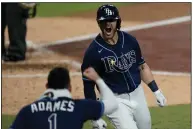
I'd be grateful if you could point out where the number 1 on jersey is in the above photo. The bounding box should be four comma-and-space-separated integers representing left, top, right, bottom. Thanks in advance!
48, 113, 57, 129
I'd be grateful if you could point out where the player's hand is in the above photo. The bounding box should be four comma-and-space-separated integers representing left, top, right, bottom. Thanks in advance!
91, 118, 107, 129
154, 89, 167, 107
83, 67, 100, 81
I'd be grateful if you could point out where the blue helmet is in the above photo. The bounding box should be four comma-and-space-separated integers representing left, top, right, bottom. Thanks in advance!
96, 4, 121, 29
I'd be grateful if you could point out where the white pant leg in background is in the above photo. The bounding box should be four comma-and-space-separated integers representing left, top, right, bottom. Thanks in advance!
106, 85, 151, 129
106, 100, 138, 129
130, 85, 151, 129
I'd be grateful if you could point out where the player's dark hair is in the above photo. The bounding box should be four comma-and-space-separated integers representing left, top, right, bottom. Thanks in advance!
47, 67, 70, 89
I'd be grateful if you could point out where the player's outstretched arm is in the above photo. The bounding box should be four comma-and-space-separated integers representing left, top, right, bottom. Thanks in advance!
139, 63, 167, 107
83, 67, 118, 114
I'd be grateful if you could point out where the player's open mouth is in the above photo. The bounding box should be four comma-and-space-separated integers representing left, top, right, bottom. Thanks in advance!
104, 27, 112, 35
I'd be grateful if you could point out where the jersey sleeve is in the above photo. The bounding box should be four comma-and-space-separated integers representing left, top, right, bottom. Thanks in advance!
135, 39, 145, 65
81, 47, 98, 100
81, 99, 104, 121
9, 107, 27, 129
81, 47, 98, 80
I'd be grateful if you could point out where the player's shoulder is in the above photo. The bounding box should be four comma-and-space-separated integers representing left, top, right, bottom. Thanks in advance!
84, 34, 103, 55
120, 31, 137, 41
120, 31, 139, 47
75, 98, 103, 106
16, 103, 31, 117
74, 98, 94, 104
74, 98, 88, 104
82, 34, 103, 62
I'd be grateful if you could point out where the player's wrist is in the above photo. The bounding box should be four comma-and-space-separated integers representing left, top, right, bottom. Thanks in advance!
148, 80, 159, 92
96, 78, 103, 84
154, 89, 161, 96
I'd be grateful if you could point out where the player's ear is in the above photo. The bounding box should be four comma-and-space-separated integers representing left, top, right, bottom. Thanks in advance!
46, 83, 48, 89
68, 84, 72, 92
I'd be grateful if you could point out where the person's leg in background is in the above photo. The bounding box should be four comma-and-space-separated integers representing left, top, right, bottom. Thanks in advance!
1, 3, 7, 58
4, 3, 28, 62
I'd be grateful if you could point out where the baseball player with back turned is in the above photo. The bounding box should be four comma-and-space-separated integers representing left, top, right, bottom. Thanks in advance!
9, 67, 118, 129
81, 4, 167, 129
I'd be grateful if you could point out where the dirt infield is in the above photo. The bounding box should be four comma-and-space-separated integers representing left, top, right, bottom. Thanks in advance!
2, 3, 191, 115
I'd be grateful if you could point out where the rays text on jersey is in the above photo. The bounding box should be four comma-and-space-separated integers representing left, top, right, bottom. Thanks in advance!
101, 50, 136, 73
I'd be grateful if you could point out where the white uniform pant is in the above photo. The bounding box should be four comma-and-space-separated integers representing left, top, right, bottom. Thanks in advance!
106, 85, 151, 129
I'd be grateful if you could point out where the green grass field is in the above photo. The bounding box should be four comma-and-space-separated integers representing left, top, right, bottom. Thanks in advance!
36, 3, 131, 17
2, 104, 191, 129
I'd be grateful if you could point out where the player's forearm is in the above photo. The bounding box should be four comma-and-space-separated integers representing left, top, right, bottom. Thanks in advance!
139, 63, 154, 84
139, 63, 159, 92
96, 78, 118, 115
83, 81, 97, 100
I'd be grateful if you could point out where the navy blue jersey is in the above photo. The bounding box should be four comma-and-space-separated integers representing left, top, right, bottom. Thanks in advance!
10, 97, 104, 129
81, 31, 145, 99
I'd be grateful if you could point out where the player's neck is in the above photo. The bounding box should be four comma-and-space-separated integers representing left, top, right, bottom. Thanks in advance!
40, 89, 72, 99
101, 31, 118, 45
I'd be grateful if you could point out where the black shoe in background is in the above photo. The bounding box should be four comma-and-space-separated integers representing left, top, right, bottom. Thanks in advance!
3, 55, 25, 62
